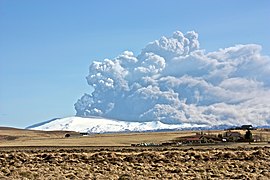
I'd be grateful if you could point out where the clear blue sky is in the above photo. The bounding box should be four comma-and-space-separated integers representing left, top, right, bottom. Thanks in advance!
0, 0, 269, 128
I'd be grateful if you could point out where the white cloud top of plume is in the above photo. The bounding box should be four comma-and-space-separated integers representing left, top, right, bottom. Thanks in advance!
75, 31, 270, 126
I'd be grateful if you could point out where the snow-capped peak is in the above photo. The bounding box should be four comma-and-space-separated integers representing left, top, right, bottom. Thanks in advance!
27, 116, 207, 133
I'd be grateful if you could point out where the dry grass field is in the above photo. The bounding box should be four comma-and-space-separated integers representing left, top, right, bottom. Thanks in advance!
0, 127, 197, 147
1, 127, 270, 147
0, 127, 270, 179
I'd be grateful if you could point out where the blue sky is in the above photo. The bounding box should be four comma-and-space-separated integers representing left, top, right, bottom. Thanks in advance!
0, 0, 269, 128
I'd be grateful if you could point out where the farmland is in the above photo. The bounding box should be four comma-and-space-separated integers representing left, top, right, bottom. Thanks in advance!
0, 127, 270, 179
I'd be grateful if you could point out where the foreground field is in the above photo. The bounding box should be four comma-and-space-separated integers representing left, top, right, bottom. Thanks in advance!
0, 146, 269, 179
0, 127, 270, 179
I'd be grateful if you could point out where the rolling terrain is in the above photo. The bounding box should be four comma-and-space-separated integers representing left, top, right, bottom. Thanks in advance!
1, 126, 270, 147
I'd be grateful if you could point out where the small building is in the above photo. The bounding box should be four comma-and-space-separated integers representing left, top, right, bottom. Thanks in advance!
252, 135, 261, 142
241, 125, 254, 130
174, 134, 218, 144
80, 132, 89, 136
223, 131, 242, 142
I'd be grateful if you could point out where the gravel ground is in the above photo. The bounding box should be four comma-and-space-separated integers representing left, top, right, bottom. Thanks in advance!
0, 146, 269, 179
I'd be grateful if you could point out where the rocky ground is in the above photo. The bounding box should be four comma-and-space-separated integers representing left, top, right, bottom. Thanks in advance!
0, 146, 269, 179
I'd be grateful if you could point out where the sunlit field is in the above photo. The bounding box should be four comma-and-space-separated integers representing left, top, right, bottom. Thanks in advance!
0, 127, 270, 179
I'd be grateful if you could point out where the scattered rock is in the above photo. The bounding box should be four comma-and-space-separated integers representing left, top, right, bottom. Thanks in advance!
0, 147, 269, 179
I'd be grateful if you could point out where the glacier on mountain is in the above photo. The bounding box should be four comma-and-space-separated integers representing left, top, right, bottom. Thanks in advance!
28, 116, 207, 133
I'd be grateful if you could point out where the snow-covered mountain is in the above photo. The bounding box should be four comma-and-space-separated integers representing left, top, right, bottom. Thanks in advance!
27, 116, 208, 133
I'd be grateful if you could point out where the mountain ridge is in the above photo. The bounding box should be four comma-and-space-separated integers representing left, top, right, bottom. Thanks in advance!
27, 116, 209, 134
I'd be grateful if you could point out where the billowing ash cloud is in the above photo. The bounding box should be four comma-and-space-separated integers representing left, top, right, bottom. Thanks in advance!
75, 31, 270, 126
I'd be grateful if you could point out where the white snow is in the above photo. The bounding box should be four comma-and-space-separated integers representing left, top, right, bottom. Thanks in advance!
29, 116, 207, 133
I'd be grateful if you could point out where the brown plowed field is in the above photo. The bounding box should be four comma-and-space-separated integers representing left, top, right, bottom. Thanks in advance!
0, 146, 269, 179
0, 127, 270, 179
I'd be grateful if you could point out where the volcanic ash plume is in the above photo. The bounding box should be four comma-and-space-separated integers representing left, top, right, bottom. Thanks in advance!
75, 31, 270, 126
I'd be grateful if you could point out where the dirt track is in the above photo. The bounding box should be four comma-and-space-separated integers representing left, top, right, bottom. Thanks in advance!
0, 146, 270, 179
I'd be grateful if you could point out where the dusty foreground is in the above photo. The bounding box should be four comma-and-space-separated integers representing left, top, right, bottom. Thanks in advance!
0, 146, 269, 179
